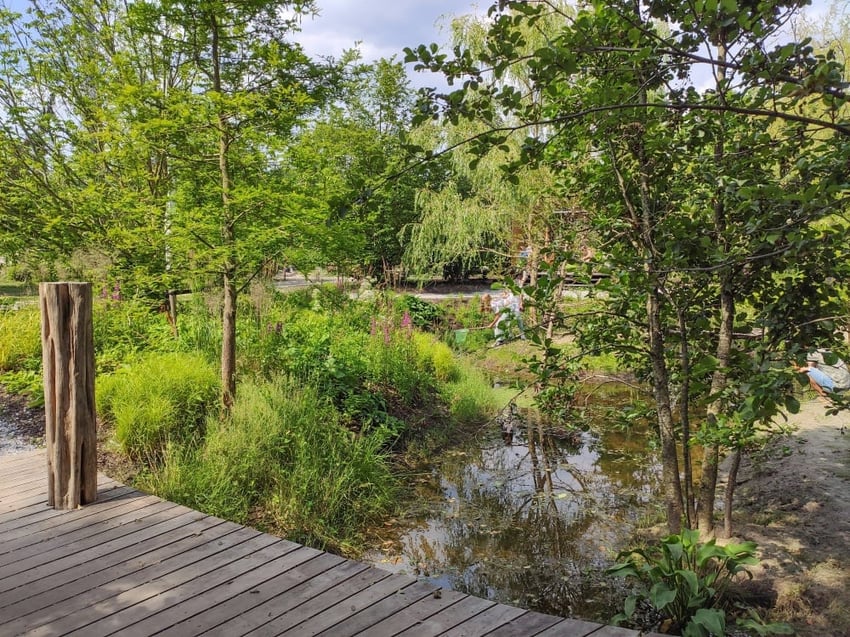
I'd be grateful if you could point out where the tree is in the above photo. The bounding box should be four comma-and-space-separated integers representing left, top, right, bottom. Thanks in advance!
406, 0, 850, 535
0, 0, 339, 411
286, 56, 444, 282
402, 5, 577, 286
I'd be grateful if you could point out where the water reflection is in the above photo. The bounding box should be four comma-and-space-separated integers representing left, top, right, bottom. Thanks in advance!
365, 388, 662, 621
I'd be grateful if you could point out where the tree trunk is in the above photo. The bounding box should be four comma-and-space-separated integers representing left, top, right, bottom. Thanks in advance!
698, 29, 732, 539
211, 11, 237, 413
677, 305, 695, 527
648, 287, 685, 532
39, 282, 97, 510
221, 270, 237, 411
723, 447, 742, 538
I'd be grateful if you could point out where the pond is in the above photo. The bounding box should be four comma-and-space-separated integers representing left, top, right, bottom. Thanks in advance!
362, 383, 662, 623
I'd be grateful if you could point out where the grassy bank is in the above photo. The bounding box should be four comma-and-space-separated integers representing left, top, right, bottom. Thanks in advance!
0, 282, 502, 555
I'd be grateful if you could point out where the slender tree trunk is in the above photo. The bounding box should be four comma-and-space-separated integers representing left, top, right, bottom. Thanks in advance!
698, 33, 732, 538
211, 12, 237, 412
677, 306, 695, 527
648, 288, 685, 532
723, 447, 742, 538
624, 19, 685, 531
699, 283, 734, 535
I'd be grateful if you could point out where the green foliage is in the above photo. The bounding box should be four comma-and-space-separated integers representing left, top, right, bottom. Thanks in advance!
0, 306, 41, 372
142, 378, 398, 553
0, 370, 43, 407
438, 356, 501, 424
412, 331, 460, 382
93, 299, 177, 374
608, 529, 760, 636
395, 294, 446, 330
97, 352, 219, 460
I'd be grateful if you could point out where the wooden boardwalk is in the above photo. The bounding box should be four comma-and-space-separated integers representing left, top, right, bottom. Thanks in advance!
0, 450, 660, 636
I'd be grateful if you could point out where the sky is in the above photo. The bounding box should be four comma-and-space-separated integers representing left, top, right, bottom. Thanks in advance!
296, 0, 484, 89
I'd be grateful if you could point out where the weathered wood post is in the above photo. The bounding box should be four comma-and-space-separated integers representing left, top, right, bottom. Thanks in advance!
40, 282, 97, 509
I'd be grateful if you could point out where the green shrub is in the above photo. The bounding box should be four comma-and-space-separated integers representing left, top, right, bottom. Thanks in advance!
0, 306, 41, 371
394, 294, 446, 330
608, 529, 791, 637
142, 378, 398, 553
97, 352, 219, 459
93, 298, 177, 373
412, 332, 460, 382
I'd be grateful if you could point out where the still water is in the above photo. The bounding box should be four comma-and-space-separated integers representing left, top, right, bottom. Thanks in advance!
364, 388, 662, 622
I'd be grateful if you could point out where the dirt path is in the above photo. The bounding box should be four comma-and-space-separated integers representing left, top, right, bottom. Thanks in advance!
730, 399, 850, 636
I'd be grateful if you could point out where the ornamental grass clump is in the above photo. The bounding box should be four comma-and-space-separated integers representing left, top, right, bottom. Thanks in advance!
97, 351, 219, 460
142, 377, 398, 554
0, 305, 40, 372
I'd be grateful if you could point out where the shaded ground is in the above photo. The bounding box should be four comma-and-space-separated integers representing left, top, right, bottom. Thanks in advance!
728, 399, 850, 636
0, 388, 44, 453
2, 386, 848, 636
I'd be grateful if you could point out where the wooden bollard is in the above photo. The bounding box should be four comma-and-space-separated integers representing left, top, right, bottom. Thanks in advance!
39, 282, 97, 509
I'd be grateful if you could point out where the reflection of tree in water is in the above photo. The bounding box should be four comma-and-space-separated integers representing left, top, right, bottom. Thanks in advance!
403, 410, 656, 619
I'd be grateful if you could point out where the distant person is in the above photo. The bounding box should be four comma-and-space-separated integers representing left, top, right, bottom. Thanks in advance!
487, 288, 525, 345
797, 348, 850, 397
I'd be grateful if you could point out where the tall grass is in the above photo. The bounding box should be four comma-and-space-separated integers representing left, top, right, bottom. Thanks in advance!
97, 352, 219, 460
440, 355, 503, 424
142, 377, 398, 554
0, 306, 41, 371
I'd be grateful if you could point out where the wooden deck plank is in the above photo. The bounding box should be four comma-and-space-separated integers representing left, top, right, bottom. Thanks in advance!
311, 579, 441, 637
265, 572, 420, 637
0, 478, 123, 534
0, 471, 45, 493
533, 618, 619, 636
0, 449, 42, 474
23, 528, 270, 637
0, 500, 181, 577
234, 563, 394, 637
0, 485, 140, 547
437, 603, 529, 636
195, 551, 355, 637
0, 453, 45, 478
67, 535, 294, 636
392, 596, 497, 637
3, 522, 251, 635
0, 493, 168, 557
0, 481, 49, 505
0, 450, 652, 637
484, 610, 568, 636
343, 588, 470, 636
112, 543, 315, 636
0, 511, 224, 622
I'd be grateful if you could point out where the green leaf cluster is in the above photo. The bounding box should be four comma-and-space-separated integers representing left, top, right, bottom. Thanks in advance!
608, 529, 759, 636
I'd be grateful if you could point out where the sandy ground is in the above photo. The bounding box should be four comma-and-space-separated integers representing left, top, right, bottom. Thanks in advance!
729, 399, 850, 636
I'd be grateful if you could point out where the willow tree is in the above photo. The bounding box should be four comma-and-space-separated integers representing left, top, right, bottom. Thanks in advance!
403, 4, 576, 285
407, 0, 850, 536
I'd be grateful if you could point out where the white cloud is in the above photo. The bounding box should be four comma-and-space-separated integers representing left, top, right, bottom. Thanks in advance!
296, 1, 484, 88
